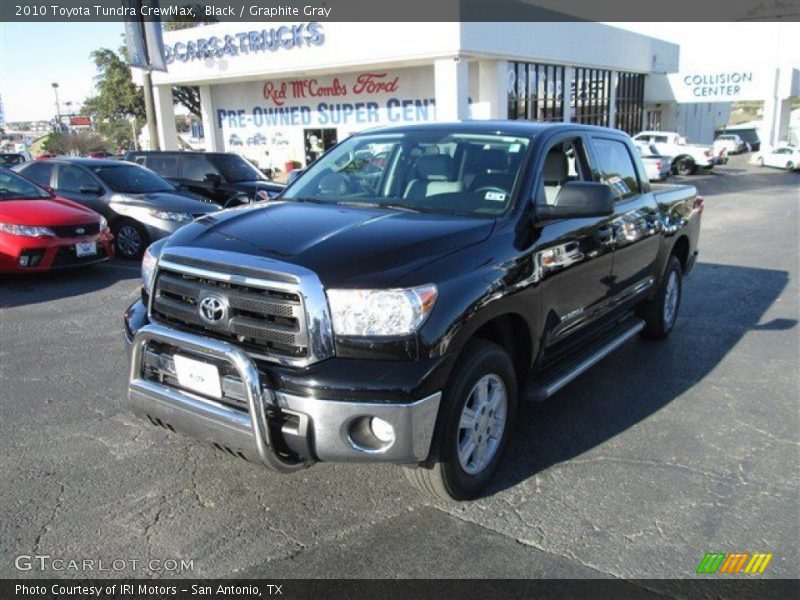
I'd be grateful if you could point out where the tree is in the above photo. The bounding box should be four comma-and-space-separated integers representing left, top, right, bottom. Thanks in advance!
43, 131, 108, 155
82, 48, 146, 122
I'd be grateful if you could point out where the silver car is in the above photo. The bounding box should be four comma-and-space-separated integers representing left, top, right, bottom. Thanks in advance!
15, 158, 220, 259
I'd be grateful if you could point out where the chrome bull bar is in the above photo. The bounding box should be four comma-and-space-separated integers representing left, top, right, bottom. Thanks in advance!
128, 323, 304, 472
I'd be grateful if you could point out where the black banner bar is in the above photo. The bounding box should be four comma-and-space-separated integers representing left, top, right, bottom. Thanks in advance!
2, 0, 799, 22
3, 579, 800, 600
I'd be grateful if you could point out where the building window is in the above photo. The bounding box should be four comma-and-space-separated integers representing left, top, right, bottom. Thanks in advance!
615, 72, 646, 135
572, 68, 613, 127
508, 62, 566, 123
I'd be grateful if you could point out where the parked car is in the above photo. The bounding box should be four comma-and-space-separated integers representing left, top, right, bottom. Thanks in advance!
0, 152, 30, 167
635, 143, 672, 181
15, 158, 219, 260
228, 134, 243, 147
717, 127, 760, 152
123, 122, 703, 500
713, 134, 747, 155
86, 150, 116, 159
755, 146, 799, 171
124, 151, 284, 206
246, 133, 267, 146
0, 167, 114, 273
632, 131, 719, 175
36, 153, 57, 160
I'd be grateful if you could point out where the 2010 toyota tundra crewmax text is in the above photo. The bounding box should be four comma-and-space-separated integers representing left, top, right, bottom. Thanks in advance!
123, 122, 702, 500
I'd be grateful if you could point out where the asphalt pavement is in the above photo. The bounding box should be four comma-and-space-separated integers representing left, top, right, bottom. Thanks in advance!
1, 155, 798, 581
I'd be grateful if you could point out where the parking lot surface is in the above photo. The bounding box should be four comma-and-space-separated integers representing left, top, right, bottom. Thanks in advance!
1, 156, 798, 580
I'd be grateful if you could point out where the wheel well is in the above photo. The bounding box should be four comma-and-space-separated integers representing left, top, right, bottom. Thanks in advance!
471, 313, 532, 380
674, 154, 693, 164
671, 235, 690, 271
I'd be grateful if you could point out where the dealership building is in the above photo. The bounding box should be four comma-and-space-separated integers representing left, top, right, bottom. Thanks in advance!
144, 21, 689, 166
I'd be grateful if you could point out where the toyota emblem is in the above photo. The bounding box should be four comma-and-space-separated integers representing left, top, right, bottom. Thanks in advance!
198, 295, 227, 324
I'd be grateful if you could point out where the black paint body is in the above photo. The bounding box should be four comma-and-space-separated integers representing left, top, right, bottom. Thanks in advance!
126, 122, 701, 411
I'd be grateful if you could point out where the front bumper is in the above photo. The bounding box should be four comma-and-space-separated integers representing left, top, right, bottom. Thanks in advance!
126, 321, 441, 468
0, 232, 113, 272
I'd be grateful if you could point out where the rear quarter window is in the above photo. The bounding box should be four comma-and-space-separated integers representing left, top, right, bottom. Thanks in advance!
20, 162, 54, 187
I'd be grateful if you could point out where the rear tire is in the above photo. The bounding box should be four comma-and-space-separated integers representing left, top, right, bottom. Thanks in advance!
637, 256, 683, 340
786, 162, 795, 171
113, 219, 149, 260
404, 339, 517, 501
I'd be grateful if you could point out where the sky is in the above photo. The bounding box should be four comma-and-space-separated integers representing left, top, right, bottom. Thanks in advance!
1, 21, 799, 123
0, 22, 125, 123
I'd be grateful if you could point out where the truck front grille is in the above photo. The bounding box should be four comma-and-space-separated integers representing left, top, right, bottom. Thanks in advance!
151, 267, 309, 362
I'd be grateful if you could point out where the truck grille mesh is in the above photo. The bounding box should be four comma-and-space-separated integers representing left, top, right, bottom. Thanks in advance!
151, 267, 308, 360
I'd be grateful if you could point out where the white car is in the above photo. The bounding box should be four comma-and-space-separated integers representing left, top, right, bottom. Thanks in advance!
755, 146, 800, 171
632, 131, 718, 176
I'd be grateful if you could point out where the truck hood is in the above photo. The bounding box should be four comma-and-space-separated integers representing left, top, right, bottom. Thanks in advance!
0, 197, 101, 226
163, 201, 495, 287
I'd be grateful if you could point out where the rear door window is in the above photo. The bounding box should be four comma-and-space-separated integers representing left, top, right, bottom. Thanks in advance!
57, 165, 99, 193
144, 156, 179, 178
180, 155, 219, 181
591, 138, 641, 201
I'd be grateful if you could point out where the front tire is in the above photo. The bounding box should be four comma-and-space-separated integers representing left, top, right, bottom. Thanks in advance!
637, 256, 683, 340
675, 157, 697, 176
113, 219, 149, 260
404, 339, 517, 501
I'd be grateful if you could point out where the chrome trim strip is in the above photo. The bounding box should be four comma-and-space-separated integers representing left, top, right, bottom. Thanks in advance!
149, 246, 334, 368
128, 323, 301, 471
544, 319, 644, 398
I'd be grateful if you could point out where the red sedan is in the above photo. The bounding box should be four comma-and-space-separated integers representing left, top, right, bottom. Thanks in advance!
0, 168, 114, 273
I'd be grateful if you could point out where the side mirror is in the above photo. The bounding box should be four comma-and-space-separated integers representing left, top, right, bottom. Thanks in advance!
536, 181, 615, 221
203, 173, 222, 187
79, 185, 103, 195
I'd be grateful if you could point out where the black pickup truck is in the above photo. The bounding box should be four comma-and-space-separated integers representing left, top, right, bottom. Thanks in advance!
123, 122, 702, 500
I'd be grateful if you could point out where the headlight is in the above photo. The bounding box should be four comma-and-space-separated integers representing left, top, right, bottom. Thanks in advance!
326, 284, 437, 337
141, 240, 165, 293
148, 209, 193, 223
98, 216, 109, 232
0, 223, 55, 237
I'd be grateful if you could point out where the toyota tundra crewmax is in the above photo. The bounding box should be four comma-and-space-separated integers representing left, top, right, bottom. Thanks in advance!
123, 122, 702, 500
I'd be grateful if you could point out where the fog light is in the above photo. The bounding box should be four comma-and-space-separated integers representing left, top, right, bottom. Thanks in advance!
370, 417, 395, 444
19, 256, 29, 266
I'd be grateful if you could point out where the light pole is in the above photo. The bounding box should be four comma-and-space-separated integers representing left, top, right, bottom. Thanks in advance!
51, 82, 61, 130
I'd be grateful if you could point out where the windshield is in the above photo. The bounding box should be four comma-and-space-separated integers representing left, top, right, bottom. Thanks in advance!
282, 131, 532, 216
209, 153, 266, 183
0, 169, 51, 200
89, 164, 175, 193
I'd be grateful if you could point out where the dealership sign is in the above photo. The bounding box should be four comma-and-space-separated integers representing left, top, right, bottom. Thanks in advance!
164, 22, 324, 64
214, 70, 437, 131
668, 70, 766, 102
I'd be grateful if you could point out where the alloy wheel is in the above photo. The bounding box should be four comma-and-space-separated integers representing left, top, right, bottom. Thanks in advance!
457, 374, 508, 475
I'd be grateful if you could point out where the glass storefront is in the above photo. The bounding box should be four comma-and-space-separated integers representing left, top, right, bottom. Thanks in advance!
508, 61, 645, 135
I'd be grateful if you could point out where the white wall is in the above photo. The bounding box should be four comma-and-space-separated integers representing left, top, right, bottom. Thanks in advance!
648, 101, 731, 144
